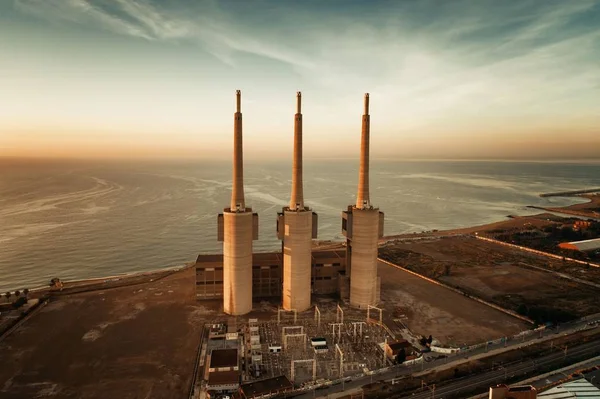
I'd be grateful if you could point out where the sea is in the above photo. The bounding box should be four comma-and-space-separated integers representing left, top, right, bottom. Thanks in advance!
1, 158, 598, 292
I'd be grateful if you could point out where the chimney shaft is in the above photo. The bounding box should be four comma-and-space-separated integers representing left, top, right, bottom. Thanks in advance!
231, 90, 245, 211
290, 91, 304, 210
356, 93, 370, 209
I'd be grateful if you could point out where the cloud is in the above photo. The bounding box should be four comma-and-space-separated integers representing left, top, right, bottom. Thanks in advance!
10, 0, 600, 145
15, 0, 316, 70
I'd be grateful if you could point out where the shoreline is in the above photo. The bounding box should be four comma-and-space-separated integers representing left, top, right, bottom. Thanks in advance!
8, 193, 599, 294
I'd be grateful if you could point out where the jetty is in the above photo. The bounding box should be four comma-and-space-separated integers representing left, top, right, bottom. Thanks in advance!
540, 188, 600, 198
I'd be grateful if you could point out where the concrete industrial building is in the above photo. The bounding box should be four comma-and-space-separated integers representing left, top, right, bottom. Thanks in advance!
277, 92, 318, 312
240, 375, 294, 399
342, 93, 385, 309
217, 90, 259, 316
196, 249, 345, 300
489, 385, 537, 398
206, 349, 240, 395
558, 237, 600, 252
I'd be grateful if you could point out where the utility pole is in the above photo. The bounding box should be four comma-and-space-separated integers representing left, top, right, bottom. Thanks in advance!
421, 381, 435, 399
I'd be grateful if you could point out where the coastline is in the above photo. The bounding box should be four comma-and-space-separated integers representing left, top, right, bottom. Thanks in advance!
10, 193, 600, 294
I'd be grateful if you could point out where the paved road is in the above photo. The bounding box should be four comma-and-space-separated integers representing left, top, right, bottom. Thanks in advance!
399, 339, 600, 399
296, 317, 600, 399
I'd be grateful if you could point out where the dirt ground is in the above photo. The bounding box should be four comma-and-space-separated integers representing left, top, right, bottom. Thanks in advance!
0, 266, 217, 399
377, 261, 528, 347
379, 236, 600, 325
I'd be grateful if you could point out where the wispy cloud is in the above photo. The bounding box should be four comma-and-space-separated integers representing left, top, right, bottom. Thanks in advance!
8, 0, 600, 153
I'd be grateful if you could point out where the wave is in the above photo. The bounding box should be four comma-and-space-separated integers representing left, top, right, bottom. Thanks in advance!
393, 173, 521, 192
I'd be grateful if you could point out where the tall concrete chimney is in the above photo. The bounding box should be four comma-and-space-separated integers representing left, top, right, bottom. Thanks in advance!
231, 90, 245, 211
290, 91, 304, 211
356, 93, 370, 209
277, 91, 318, 312
217, 89, 258, 316
341, 93, 384, 309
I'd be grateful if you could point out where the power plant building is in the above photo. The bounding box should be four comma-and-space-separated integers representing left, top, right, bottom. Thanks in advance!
342, 93, 385, 309
196, 250, 345, 300
276, 92, 318, 312
203, 91, 382, 308
217, 90, 259, 316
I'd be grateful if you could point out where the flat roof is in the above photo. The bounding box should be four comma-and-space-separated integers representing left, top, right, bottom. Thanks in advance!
208, 370, 239, 386
387, 340, 411, 351
196, 254, 222, 263
197, 252, 283, 264
560, 238, 600, 252
538, 378, 600, 398
210, 349, 238, 368
312, 250, 344, 260
509, 385, 536, 392
241, 375, 293, 398
197, 250, 345, 265
584, 369, 600, 389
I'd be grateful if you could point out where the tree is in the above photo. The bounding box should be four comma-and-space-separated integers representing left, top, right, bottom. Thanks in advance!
14, 290, 20, 298
5, 292, 12, 302
23, 288, 29, 297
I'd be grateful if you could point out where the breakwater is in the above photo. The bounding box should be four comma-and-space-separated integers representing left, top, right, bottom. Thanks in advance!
540, 188, 600, 197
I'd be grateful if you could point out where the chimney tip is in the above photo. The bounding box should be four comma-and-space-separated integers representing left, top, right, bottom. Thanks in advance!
236, 90, 241, 112
364, 93, 369, 115
296, 91, 302, 113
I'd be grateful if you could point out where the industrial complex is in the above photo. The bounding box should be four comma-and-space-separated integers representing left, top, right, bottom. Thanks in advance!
209, 91, 384, 314
189, 91, 600, 399
1, 91, 599, 399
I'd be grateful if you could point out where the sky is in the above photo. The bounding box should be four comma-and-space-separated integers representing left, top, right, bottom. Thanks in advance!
1, 0, 599, 160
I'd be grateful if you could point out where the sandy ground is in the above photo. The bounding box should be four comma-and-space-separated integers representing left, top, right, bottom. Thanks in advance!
377, 261, 528, 347
379, 236, 600, 325
0, 266, 216, 399
379, 213, 559, 242
536, 194, 600, 218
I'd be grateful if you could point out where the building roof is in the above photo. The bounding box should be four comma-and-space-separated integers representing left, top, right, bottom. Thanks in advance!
207, 370, 239, 386
538, 378, 600, 398
240, 375, 293, 398
509, 385, 536, 392
197, 252, 283, 265
312, 250, 344, 261
558, 238, 600, 252
210, 349, 238, 368
197, 249, 346, 267
387, 340, 411, 351
196, 254, 223, 263
584, 369, 600, 389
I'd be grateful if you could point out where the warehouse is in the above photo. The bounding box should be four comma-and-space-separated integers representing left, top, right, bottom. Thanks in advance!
558, 237, 600, 252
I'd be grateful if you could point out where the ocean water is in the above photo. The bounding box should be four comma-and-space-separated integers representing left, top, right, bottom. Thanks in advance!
0, 158, 598, 292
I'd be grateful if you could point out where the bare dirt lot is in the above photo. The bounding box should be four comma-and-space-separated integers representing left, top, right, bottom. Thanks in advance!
377, 261, 529, 347
379, 236, 600, 325
0, 266, 217, 399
